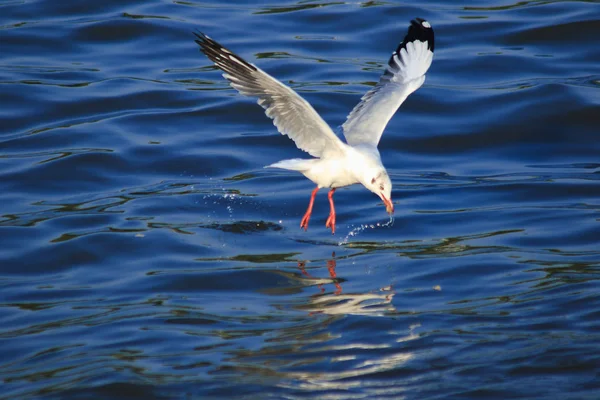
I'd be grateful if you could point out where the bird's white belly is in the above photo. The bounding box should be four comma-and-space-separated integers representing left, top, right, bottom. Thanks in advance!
303, 158, 359, 188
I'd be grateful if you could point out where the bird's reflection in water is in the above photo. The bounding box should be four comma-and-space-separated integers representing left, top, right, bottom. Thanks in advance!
219, 253, 416, 392
298, 254, 342, 295
295, 252, 395, 317
267, 255, 414, 390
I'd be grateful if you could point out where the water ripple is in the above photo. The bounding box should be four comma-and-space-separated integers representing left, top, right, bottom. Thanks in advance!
1, 0, 599, 398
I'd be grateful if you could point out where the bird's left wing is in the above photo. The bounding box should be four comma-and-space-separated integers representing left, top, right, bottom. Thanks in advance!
194, 32, 346, 159
342, 18, 434, 148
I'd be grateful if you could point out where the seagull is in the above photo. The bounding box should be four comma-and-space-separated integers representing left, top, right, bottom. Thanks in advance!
194, 18, 434, 234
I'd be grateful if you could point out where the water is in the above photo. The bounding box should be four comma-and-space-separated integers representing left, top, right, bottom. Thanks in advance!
1, 1, 599, 398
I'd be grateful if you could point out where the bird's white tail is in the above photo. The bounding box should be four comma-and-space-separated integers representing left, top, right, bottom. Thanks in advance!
266, 158, 315, 172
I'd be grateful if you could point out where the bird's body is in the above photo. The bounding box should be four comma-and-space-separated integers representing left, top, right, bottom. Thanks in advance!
270, 145, 381, 189
194, 18, 435, 234
272, 157, 358, 189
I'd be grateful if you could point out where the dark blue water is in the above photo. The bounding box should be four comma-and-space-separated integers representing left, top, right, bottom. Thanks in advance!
1, 1, 599, 398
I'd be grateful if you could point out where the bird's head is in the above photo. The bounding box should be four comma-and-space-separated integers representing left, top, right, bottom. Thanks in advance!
365, 170, 394, 214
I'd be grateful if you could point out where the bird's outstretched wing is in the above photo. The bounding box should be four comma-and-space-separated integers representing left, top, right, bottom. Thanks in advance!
194, 32, 346, 159
342, 18, 434, 147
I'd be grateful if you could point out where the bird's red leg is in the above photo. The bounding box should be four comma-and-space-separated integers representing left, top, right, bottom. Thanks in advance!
327, 253, 342, 294
300, 186, 319, 231
325, 188, 336, 235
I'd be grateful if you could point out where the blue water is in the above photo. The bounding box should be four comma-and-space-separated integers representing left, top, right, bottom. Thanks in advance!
1, 1, 599, 398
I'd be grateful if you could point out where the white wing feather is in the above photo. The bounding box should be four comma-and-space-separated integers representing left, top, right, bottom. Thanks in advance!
343, 19, 434, 147
194, 33, 346, 159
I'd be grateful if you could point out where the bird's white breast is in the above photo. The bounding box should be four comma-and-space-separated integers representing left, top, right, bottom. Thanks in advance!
302, 156, 359, 189
301, 146, 382, 189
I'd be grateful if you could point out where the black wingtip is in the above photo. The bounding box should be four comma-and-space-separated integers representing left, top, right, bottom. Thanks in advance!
397, 18, 435, 53
192, 31, 214, 51
192, 30, 257, 74
192, 31, 203, 43
192, 30, 210, 53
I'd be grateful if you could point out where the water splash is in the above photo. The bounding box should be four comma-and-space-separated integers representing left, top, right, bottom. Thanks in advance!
199, 190, 240, 219
223, 192, 237, 218
338, 214, 394, 245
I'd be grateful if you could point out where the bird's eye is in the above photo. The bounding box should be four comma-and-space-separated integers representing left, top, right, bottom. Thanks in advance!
371, 178, 376, 184
380, 185, 384, 191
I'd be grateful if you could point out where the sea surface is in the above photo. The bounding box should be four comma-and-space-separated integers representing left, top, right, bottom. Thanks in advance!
1, 0, 599, 399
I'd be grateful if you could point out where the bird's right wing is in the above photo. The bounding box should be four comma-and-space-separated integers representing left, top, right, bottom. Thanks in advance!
194, 32, 346, 159
342, 18, 434, 148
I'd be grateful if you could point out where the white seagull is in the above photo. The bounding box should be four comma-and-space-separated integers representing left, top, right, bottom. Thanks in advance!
194, 18, 434, 234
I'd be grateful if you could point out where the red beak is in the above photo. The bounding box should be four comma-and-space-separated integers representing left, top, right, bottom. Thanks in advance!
381, 194, 394, 214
